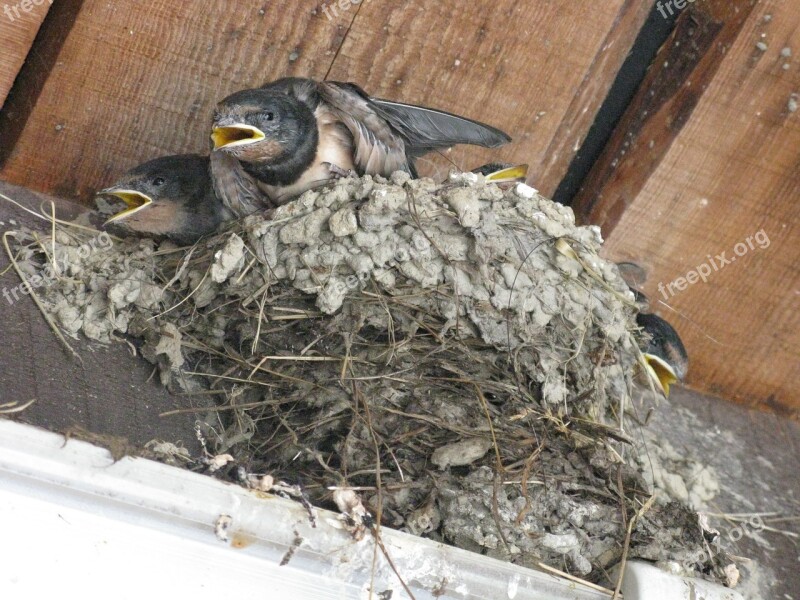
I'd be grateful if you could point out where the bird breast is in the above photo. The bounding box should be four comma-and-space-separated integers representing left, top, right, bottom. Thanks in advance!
260, 105, 355, 203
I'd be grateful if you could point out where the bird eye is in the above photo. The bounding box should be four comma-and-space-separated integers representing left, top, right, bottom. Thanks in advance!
153, 177, 165, 186
266, 112, 274, 121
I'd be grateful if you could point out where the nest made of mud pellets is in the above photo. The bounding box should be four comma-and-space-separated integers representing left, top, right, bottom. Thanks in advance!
6, 171, 734, 585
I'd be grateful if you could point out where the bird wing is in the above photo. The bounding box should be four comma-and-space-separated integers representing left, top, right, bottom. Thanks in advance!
267, 79, 511, 176
318, 81, 411, 176
368, 97, 512, 153
210, 151, 273, 218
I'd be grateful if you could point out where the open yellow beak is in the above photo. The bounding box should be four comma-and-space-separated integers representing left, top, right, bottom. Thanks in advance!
643, 353, 679, 397
484, 164, 529, 183
101, 189, 153, 224
211, 124, 266, 150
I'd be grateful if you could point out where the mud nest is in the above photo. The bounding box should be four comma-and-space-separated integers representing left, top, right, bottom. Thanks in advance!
5, 172, 735, 586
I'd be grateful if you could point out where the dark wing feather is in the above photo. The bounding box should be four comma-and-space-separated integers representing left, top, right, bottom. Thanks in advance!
210, 151, 273, 218
307, 80, 510, 177
319, 82, 411, 176
369, 98, 511, 151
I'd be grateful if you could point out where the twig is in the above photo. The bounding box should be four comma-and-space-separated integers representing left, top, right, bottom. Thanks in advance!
534, 562, 617, 597
0, 191, 104, 235
613, 494, 657, 599
0, 399, 37, 414
149, 263, 211, 320
2, 231, 80, 361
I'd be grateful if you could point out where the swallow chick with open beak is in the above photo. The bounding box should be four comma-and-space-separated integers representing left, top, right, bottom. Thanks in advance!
616, 261, 689, 396
100, 154, 232, 245
471, 162, 529, 184
210, 77, 512, 213
637, 312, 688, 397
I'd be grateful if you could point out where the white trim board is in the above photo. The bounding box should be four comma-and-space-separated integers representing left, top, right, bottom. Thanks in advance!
0, 419, 742, 600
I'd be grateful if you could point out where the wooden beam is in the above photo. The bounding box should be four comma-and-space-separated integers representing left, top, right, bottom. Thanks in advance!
0, 0, 51, 109
575, 0, 800, 413
572, 1, 759, 230
0, 0, 651, 201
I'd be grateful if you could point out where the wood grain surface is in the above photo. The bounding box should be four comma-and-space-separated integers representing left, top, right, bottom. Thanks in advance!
575, 1, 800, 412
0, 0, 650, 200
0, 0, 51, 109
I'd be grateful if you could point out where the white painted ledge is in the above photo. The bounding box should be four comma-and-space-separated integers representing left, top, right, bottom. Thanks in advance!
0, 419, 742, 600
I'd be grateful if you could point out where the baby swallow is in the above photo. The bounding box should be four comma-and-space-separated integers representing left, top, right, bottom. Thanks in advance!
210, 77, 512, 212
615, 261, 689, 396
637, 312, 689, 397
100, 154, 232, 245
471, 162, 529, 184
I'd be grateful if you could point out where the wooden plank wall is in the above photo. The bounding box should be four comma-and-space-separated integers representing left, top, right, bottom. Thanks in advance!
574, 0, 800, 414
1, 0, 796, 414
0, 0, 650, 201
0, 0, 51, 109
